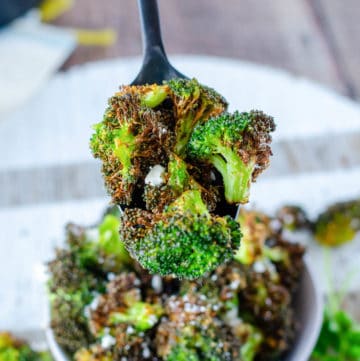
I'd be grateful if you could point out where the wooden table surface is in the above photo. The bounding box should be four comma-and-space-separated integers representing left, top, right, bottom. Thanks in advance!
53, 0, 360, 100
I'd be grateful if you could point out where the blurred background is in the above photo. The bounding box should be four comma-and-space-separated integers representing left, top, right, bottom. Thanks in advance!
0, 0, 359, 341
55, 0, 360, 99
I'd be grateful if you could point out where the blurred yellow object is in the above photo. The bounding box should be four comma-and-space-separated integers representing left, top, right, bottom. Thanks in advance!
40, 0, 74, 22
75, 29, 117, 46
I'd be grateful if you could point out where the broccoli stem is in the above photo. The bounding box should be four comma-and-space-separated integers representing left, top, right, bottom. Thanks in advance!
113, 123, 136, 180
142, 86, 168, 108
210, 146, 254, 204
174, 114, 195, 155
167, 189, 209, 216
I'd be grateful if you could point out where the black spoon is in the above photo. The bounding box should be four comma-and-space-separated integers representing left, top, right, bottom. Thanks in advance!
132, 0, 187, 85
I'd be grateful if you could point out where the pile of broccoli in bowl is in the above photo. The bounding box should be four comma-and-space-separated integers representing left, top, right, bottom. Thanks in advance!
47, 206, 305, 361
90, 78, 275, 279
47, 78, 308, 360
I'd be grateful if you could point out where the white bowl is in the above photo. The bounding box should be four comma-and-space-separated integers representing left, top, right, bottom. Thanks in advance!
46, 260, 323, 361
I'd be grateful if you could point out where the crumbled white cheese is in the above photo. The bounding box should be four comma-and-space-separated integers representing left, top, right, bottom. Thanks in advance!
89, 294, 100, 310
85, 228, 99, 242
253, 260, 266, 273
101, 334, 116, 349
107, 272, 116, 281
126, 325, 135, 334
229, 279, 240, 290
253, 259, 277, 274
142, 347, 151, 358
224, 307, 243, 328
151, 275, 163, 293
145, 165, 165, 186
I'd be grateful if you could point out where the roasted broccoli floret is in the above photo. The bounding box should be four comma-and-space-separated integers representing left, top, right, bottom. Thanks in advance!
48, 214, 133, 353
167, 78, 227, 154
276, 205, 311, 231
90, 79, 226, 206
156, 293, 241, 361
143, 153, 219, 213
67, 215, 132, 273
234, 209, 272, 265
89, 273, 163, 335
123, 189, 241, 279
0, 332, 53, 361
187, 111, 275, 204
49, 287, 96, 353
48, 241, 101, 352
90, 84, 172, 205
314, 199, 360, 247
76, 273, 161, 361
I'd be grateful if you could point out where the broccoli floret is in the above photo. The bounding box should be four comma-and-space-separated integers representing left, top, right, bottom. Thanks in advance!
89, 273, 163, 335
276, 205, 311, 231
187, 111, 275, 204
124, 190, 241, 279
234, 209, 272, 265
236, 266, 295, 360
68, 215, 132, 273
90, 84, 171, 205
264, 238, 305, 294
167, 78, 227, 155
109, 301, 163, 331
77, 273, 160, 361
49, 288, 95, 353
156, 293, 241, 361
90, 79, 226, 205
314, 199, 360, 246
233, 209, 305, 292
47, 245, 100, 352
143, 154, 190, 213
48, 214, 133, 353
0, 332, 53, 361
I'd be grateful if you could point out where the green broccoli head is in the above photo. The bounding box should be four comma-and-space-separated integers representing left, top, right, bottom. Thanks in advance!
50, 288, 96, 354
89, 273, 163, 335
187, 110, 275, 204
90, 84, 171, 205
314, 200, 360, 247
124, 190, 241, 279
48, 213, 134, 353
167, 78, 227, 155
234, 209, 272, 265
237, 267, 295, 360
0, 332, 53, 361
276, 205, 311, 231
156, 293, 241, 361
47, 245, 101, 353
67, 215, 132, 273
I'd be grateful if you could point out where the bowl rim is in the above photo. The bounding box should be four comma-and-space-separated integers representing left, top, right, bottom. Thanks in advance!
284, 256, 324, 361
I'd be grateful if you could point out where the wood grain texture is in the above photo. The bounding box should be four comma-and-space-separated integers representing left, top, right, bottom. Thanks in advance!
53, 0, 348, 94
309, 0, 360, 99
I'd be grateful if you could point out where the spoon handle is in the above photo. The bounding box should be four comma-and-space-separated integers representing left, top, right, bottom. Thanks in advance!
137, 0, 165, 54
